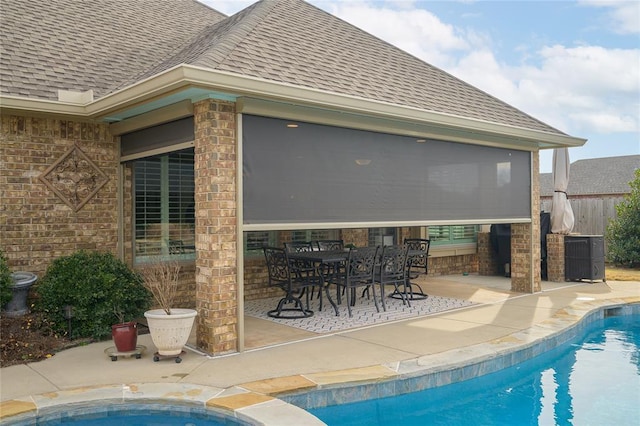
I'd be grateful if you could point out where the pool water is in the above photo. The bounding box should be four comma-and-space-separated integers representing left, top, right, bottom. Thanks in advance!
310, 314, 640, 425
31, 404, 248, 426
48, 413, 227, 425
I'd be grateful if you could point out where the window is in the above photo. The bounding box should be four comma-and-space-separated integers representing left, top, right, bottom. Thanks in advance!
244, 231, 276, 255
291, 230, 338, 243
133, 149, 195, 263
429, 225, 478, 245
368, 227, 397, 247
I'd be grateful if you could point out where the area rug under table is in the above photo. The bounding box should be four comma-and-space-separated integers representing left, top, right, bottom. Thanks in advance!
244, 293, 475, 334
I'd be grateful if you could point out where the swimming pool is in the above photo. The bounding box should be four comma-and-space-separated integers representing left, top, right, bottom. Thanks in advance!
9, 403, 252, 426
310, 313, 640, 425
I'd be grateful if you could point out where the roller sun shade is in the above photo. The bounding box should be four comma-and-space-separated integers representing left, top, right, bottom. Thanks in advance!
243, 115, 531, 226
121, 117, 194, 158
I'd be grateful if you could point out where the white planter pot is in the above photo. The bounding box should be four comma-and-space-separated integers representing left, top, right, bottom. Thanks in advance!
144, 308, 197, 356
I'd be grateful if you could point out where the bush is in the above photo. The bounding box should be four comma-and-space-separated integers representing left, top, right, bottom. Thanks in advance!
36, 251, 151, 340
606, 169, 640, 267
0, 250, 13, 308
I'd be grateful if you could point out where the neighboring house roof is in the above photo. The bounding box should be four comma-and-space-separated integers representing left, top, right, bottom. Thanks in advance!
540, 155, 640, 197
1, 0, 564, 137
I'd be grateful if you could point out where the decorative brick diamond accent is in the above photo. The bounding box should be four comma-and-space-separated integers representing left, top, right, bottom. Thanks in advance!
39, 145, 109, 212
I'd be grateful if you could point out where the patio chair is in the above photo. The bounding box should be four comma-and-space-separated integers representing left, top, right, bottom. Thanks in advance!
263, 246, 319, 318
314, 240, 344, 251
167, 239, 185, 254
375, 244, 410, 308
284, 241, 314, 253
401, 238, 430, 300
285, 241, 322, 301
313, 239, 346, 294
337, 246, 380, 317
404, 238, 431, 277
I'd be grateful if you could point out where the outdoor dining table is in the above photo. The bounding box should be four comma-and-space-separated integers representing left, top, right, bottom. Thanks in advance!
286, 250, 347, 316
288, 248, 430, 316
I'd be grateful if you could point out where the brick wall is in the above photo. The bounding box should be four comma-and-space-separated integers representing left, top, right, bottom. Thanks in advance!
244, 256, 280, 301
511, 151, 541, 293
0, 113, 119, 277
429, 254, 478, 276
193, 99, 238, 355
546, 233, 565, 282
342, 228, 368, 247
477, 232, 499, 275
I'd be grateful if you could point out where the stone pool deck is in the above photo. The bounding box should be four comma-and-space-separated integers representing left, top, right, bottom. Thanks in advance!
1, 276, 638, 425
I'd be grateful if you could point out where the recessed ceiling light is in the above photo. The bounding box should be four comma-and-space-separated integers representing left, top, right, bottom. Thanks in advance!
416, 139, 426, 143
286, 123, 299, 128
355, 159, 372, 165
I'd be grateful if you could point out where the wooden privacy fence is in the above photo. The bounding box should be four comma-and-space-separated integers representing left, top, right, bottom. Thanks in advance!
541, 196, 623, 245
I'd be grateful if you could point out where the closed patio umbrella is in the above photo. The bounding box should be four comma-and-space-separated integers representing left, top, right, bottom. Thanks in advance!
550, 147, 575, 234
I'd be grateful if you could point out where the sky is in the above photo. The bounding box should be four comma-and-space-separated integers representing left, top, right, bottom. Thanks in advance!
200, 0, 640, 173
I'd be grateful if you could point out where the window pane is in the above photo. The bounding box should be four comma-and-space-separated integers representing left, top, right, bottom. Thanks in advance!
134, 149, 195, 263
429, 226, 450, 242
245, 231, 273, 254
429, 225, 478, 245
291, 230, 337, 244
368, 228, 396, 246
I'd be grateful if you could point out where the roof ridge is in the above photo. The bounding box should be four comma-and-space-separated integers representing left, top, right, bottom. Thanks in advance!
572, 154, 640, 163
107, 0, 278, 93
294, 0, 566, 135
196, 0, 279, 67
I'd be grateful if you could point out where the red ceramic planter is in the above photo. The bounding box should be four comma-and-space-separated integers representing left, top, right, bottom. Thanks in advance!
111, 321, 138, 352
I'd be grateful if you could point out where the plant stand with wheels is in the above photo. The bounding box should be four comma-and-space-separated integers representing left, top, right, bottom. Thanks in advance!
104, 345, 146, 361
153, 350, 186, 363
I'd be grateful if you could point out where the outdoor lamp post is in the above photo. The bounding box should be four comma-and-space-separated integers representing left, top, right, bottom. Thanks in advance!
63, 305, 74, 337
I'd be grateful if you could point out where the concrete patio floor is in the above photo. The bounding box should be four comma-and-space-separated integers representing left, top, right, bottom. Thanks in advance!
1, 275, 639, 425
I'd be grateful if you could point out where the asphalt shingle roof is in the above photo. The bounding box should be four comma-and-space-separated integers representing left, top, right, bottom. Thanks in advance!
2, 0, 564, 135
0, 0, 226, 100
540, 155, 640, 197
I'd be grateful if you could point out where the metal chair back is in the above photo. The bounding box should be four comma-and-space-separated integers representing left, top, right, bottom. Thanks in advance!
346, 246, 379, 284
379, 244, 409, 283
404, 238, 431, 276
284, 241, 314, 253
263, 246, 291, 291
314, 240, 344, 251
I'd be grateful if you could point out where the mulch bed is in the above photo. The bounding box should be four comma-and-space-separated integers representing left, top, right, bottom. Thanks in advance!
0, 312, 75, 367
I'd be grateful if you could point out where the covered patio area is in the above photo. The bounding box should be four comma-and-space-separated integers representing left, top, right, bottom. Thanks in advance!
237, 273, 574, 351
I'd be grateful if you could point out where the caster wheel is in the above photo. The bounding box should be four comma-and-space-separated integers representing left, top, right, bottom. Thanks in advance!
153, 355, 160, 362
135, 354, 142, 359
175, 357, 182, 363
111, 356, 117, 361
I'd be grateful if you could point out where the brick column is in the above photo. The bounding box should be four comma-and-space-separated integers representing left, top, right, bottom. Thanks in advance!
398, 227, 412, 243
477, 232, 499, 275
511, 151, 541, 293
342, 228, 368, 247
193, 99, 237, 355
546, 233, 565, 282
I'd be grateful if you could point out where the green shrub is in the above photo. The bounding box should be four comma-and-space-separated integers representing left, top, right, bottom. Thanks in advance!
36, 251, 151, 340
606, 169, 640, 267
0, 250, 13, 308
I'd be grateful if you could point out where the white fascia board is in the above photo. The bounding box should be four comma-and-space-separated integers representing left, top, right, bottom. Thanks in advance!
1, 64, 586, 149
0, 95, 89, 117
175, 66, 586, 149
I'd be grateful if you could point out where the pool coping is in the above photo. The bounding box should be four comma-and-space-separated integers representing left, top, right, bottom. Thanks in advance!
2, 296, 639, 425
280, 298, 640, 410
